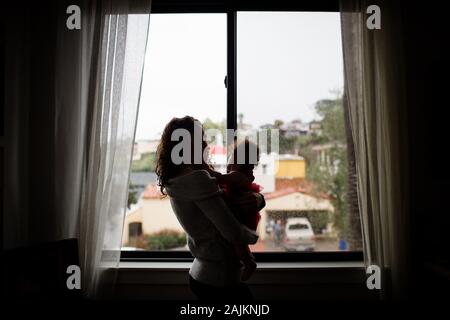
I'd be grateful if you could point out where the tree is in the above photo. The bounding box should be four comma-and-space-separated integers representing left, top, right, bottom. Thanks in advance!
127, 182, 138, 209
131, 152, 157, 172
308, 140, 349, 239
238, 113, 244, 127
307, 95, 360, 243
202, 117, 225, 132
202, 117, 226, 145
343, 94, 363, 250
279, 135, 297, 154
273, 119, 284, 129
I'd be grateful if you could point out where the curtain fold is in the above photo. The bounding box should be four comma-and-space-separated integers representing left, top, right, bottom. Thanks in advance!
54, 0, 152, 297
340, 0, 409, 299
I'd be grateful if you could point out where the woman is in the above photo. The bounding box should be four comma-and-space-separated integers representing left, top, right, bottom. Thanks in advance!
155, 116, 265, 301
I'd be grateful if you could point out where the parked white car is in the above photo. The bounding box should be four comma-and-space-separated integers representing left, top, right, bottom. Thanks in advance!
283, 217, 316, 251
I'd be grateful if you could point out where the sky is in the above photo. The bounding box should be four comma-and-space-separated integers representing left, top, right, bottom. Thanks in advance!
135, 12, 343, 140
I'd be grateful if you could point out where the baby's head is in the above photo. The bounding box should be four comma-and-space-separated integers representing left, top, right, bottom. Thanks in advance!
227, 139, 260, 182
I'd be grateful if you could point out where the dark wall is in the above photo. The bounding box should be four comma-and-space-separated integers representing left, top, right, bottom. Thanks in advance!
2, 1, 58, 248
1, 13, 4, 250
403, 2, 450, 300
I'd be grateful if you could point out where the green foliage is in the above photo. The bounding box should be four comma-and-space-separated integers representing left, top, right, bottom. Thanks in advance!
306, 211, 332, 234
279, 135, 297, 154
127, 182, 138, 209
306, 96, 349, 239
315, 98, 346, 143
273, 119, 284, 129
131, 152, 156, 172
144, 229, 187, 250
203, 117, 226, 132
202, 117, 226, 145
296, 133, 325, 163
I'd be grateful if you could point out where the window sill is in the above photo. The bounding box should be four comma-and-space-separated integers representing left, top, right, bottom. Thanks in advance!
111, 260, 375, 300
118, 260, 364, 270
110, 261, 376, 300
115, 261, 366, 286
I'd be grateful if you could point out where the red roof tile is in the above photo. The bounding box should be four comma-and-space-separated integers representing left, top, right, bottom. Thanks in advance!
265, 179, 331, 200
142, 184, 164, 199
209, 145, 227, 155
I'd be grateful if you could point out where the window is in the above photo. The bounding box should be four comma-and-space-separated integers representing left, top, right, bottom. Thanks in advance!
236, 12, 358, 253
129, 222, 143, 238
289, 224, 309, 231
125, 13, 227, 252
122, 2, 362, 261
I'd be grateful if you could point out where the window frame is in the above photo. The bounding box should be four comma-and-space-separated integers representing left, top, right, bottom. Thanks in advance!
121, 250, 363, 262
121, 0, 363, 263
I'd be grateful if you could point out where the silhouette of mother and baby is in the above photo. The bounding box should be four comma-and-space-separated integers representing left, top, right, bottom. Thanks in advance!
155, 116, 266, 302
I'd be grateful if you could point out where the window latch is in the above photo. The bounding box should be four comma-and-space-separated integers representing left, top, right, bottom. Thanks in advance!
224, 75, 228, 88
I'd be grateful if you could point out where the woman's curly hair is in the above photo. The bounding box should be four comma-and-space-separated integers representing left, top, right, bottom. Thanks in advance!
155, 116, 212, 195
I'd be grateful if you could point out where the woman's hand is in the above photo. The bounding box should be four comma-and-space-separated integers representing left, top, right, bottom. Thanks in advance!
234, 244, 257, 281
241, 258, 257, 281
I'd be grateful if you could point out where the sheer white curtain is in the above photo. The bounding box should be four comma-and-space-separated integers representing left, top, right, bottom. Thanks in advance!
340, 0, 409, 299
54, 0, 151, 297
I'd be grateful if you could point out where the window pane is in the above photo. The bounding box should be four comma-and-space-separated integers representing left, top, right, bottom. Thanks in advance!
123, 14, 226, 251
237, 12, 358, 252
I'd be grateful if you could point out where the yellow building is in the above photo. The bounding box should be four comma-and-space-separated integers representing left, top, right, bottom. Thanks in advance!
276, 155, 306, 178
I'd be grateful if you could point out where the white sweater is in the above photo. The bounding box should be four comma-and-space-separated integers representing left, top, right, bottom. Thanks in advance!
165, 169, 259, 286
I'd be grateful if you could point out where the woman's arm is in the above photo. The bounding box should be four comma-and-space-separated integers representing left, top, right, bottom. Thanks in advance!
233, 192, 266, 212
195, 195, 258, 245
182, 169, 258, 245
196, 194, 258, 280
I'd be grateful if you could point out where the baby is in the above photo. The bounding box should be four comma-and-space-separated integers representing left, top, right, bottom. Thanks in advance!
210, 140, 262, 281
223, 140, 262, 232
